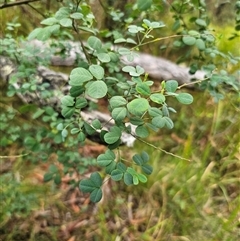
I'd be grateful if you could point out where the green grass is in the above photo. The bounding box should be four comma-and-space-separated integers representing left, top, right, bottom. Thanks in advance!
0, 91, 239, 241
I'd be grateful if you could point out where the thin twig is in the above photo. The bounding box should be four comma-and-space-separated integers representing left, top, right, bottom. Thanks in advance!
0, 153, 30, 159
134, 136, 191, 162
0, 0, 40, 9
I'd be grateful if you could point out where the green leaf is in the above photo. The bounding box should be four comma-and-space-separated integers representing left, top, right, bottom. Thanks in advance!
124, 172, 133, 185
141, 151, 149, 162
142, 164, 153, 175
97, 150, 115, 166
86, 81, 107, 99
117, 162, 127, 172
54, 174, 61, 185
182, 36, 196, 46
32, 108, 45, 119
127, 98, 149, 116
163, 116, 174, 129
97, 53, 111, 63
165, 80, 178, 92
150, 93, 166, 104
111, 169, 124, 181
61, 106, 75, 118
148, 107, 162, 117
110, 96, 127, 108
133, 154, 143, 165
152, 116, 165, 128
59, 18, 72, 27
176, 93, 193, 105
195, 18, 207, 27
112, 107, 127, 122
78, 132, 86, 142
70, 12, 83, 19
104, 127, 121, 144
79, 179, 96, 193
137, 0, 152, 11
61, 96, 75, 106
87, 36, 102, 50
55, 7, 70, 20
89, 65, 104, 79
133, 175, 139, 185
137, 173, 147, 183
71, 128, 80, 135
75, 97, 88, 109
41, 17, 58, 26
195, 38, 205, 50
135, 125, 149, 138
136, 82, 151, 96
90, 172, 102, 187
129, 116, 144, 125
27, 28, 43, 40
84, 122, 96, 135
43, 173, 53, 182
90, 188, 102, 202
70, 86, 85, 97
105, 161, 117, 174
69, 67, 93, 86
91, 119, 102, 129
61, 129, 68, 138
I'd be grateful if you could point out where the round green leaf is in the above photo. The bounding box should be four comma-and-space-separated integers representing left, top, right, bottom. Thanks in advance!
110, 96, 127, 108
87, 36, 102, 50
90, 188, 103, 203
70, 128, 80, 135
105, 161, 117, 174
104, 132, 121, 144
152, 116, 165, 128
79, 179, 96, 193
195, 18, 207, 27
61, 106, 75, 118
90, 172, 102, 187
111, 169, 124, 181
97, 150, 115, 166
132, 154, 143, 166
97, 53, 111, 63
148, 107, 162, 117
150, 93, 166, 104
142, 164, 153, 175
135, 125, 149, 138
127, 98, 149, 116
78, 132, 86, 142
91, 119, 102, 129
41, 17, 58, 26
136, 82, 151, 96
69, 67, 93, 86
165, 80, 178, 92
163, 116, 174, 129
182, 36, 196, 46
86, 81, 107, 99
89, 65, 105, 79
112, 107, 127, 122
124, 172, 133, 185
75, 97, 88, 109
59, 18, 72, 27
133, 175, 139, 185
137, 173, 147, 183
137, 0, 152, 10
141, 151, 149, 162
70, 86, 85, 97
195, 38, 206, 50
61, 96, 75, 106
176, 93, 193, 105
70, 12, 83, 19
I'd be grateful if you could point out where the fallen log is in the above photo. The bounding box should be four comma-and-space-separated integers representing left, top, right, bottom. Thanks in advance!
25, 40, 206, 85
